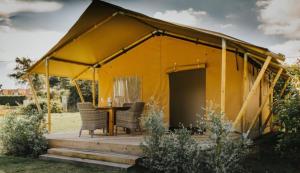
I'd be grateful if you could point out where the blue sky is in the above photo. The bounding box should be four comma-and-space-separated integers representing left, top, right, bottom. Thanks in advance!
0, 0, 299, 89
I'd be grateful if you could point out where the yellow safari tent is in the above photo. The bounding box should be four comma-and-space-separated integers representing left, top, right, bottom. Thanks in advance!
26, 0, 289, 138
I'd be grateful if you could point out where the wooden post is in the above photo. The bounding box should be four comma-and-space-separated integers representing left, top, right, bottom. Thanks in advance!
221, 38, 226, 113
92, 67, 96, 106
233, 56, 272, 128
45, 58, 51, 133
98, 74, 101, 107
73, 80, 85, 103
242, 53, 249, 132
246, 68, 283, 136
27, 75, 42, 113
279, 77, 290, 98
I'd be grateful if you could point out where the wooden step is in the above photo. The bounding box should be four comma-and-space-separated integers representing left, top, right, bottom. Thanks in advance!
48, 138, 142, 156
48, 148, 139, 165
40, 154, 131, 171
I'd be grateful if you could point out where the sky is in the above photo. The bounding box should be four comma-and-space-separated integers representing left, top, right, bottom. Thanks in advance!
0, 0, 299, 89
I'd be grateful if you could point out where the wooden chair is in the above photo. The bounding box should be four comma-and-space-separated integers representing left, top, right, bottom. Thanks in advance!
115, 102, 145, 135
77, 102, 108, 137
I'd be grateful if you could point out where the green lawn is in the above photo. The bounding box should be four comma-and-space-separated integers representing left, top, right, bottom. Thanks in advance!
0, 155, 120, 173
51, 112, 81, 133
0, 111, 81, 133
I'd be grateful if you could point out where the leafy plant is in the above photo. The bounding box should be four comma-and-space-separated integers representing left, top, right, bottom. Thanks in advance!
20, 100, 63, 114
140, 101, 251, 173
272, 61, 300, 158
273, 94, 300, 158
205, 109, 252, 173
140, 103, 207, 173
0, 109, 48, 157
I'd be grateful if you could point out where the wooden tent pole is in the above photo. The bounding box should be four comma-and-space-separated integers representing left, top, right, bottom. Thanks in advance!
98, 72, 101, 107
73, 80, 85, 103
233, 56, 272, 129
45, 58, 51, 133
242, 53, 249, 132
279, 77, 290, 98
221, 38, 226, 113
27, 74, 42, 113
92, 67, 96, 106
246, 68, 283, 136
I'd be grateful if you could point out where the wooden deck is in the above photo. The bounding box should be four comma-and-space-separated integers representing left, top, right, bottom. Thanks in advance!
46, 132, 143, 146
42, 132, 238, 170
42, 132, 144, 171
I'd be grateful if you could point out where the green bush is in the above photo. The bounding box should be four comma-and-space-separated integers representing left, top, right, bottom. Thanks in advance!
140, 102, 207, 173
0, 96, 26, 106
0, 109, 48, 157
20, 100, 63, 114
140, 101, 251, 173
204, 109, 251, 173
273, 94, 300, 158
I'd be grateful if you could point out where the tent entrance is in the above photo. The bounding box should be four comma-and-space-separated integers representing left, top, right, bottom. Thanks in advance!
169, 69, 206, 129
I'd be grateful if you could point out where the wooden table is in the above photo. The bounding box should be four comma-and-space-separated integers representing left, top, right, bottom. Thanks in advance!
98, 106, 130, 136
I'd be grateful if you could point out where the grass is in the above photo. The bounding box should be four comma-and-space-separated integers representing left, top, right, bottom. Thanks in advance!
0, 107, 81, 133
51, 112, 81, 133
0, 155, 120, 173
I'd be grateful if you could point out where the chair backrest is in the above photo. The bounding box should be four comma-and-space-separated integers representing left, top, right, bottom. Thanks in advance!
129, 102, 145, 114
77, 102, 95, 111
123, 102, 133, 108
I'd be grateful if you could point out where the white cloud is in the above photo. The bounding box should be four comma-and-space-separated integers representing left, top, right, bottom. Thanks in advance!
256, 0, 300, 39
153, 8, 207, 27
269, 40, 300, 64
0, 0, 63, 15
0, 0, 63, 29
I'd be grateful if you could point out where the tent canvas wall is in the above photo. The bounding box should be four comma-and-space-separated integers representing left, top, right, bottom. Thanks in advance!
25, 0, 287, 137
97, 36, 272, 136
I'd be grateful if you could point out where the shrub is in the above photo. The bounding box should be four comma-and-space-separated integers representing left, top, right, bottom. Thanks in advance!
205, 109, 251, 173
140, 101, 207, 173
273, 94, 300, 158
20, 100, 63, 114
0, 109, 48, 157
140, 101, 251, 173
0, 96, 26, 106
140, 105, 207, 173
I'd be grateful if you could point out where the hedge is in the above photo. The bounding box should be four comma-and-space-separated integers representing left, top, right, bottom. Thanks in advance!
0, 96, 26, 106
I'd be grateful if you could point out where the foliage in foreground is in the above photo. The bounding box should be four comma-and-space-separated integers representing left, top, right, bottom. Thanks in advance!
273, 94, 300, 158
273, 61, 300, 158
0, 109, 48, 157
140, 101, 251, 173
204, 110, 251, 173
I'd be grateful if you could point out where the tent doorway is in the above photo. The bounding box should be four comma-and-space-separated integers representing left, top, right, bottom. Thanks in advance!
169, 69, 206, 129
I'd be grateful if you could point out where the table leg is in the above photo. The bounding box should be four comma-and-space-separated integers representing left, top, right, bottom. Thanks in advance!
108, 109, 114, 136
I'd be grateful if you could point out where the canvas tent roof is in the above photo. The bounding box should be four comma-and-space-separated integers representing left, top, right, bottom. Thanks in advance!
26, 0, 286, 80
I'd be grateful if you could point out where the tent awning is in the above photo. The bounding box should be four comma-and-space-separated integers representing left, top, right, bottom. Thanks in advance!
27, 0, 286, 80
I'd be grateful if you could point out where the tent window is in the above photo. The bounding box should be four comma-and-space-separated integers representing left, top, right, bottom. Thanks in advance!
113, 76, 141, 106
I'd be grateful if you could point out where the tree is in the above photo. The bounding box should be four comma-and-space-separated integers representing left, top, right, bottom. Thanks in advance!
67, 80, 97, 111
9, 57, 32, 84
9, 57, 44, 91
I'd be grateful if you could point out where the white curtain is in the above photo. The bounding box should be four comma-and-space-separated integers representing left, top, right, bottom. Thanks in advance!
113, 76, 141, 106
